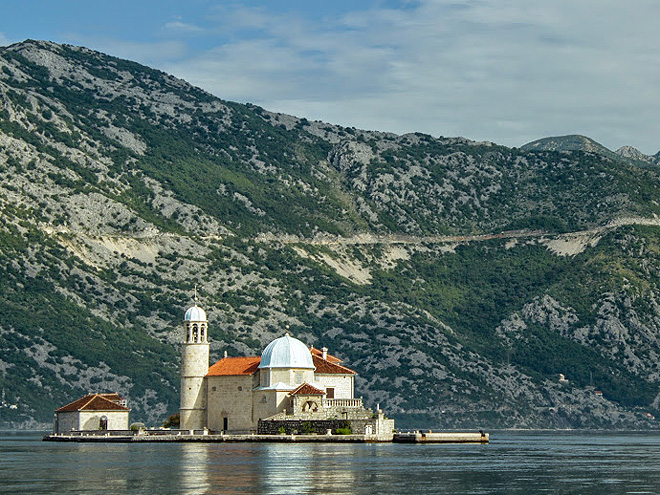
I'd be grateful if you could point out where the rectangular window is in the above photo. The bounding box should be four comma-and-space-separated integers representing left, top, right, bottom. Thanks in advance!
295, 372, 302, 384
326, 387, 335, 399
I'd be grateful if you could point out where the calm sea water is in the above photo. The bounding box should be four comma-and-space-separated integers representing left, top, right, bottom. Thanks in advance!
1, 430, 660, 494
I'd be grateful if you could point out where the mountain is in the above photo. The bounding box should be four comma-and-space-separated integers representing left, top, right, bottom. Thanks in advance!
521, 134, 614, 155
2, 40, 660, 429
522, 135, 660, 168
615, 146, 660, 166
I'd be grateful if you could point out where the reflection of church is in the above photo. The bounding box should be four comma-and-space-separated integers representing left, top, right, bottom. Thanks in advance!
180, 302, 394, 435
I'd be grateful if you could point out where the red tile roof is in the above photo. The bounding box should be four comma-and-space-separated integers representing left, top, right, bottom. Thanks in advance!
310, 346, 342, 363
312, 354, 356, 375
98, 393, 121, 402
206, 350, 355, 376
207, 356, 261, 376
290, 383, 326, 396
56, 393, 129, 412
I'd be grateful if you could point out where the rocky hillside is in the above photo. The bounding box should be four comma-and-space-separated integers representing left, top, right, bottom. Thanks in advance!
2, 40, 660, 429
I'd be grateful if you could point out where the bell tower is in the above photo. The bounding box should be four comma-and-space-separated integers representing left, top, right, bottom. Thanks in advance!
179, 292, 209, 431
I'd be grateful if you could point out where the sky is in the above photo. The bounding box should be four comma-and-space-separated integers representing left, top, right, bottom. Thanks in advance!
2, 0, 659, 154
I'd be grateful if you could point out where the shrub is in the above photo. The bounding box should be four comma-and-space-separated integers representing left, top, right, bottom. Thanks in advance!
301, 421, 315, 434
162, 413, 180, 429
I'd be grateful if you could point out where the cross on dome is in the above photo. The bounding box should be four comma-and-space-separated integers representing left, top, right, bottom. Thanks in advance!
184, 287, 207, 322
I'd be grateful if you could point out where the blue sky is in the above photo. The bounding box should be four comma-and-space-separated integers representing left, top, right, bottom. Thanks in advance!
2, 1, 659, 154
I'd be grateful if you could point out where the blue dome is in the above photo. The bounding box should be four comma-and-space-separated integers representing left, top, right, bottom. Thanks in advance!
184, 305, 207, 321
259, 334, 314, 369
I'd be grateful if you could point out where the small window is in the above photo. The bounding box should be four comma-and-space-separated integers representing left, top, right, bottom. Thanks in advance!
261, 396, 267, 403
326, 388, 335, 399
212, 386, 217, 392
237, 386, 243, 391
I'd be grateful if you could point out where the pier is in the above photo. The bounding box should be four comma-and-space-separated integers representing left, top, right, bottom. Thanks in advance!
393, 431, 489, 443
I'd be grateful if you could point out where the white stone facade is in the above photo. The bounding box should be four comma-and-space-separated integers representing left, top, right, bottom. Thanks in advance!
55, 410, 129, 433
314, 374, 354, 399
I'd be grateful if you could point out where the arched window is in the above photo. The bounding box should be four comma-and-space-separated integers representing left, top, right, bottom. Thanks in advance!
99, 416, 108, 430
192, 324, 199, 342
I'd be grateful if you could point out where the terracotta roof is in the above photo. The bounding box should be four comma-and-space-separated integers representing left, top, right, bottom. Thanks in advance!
207, 356, 261, 376
310, 346, 342, 363
98, 393, 121, 402
206, 352, 355, 376
56, 393, 129, 412
312, 354, 356, 375
290, 383, 326, 396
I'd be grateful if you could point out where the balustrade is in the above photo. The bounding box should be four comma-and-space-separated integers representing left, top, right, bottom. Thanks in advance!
324, 398, 363, 408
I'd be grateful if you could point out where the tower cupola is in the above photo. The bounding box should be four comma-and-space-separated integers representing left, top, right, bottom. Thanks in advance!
184, 302, 208, 344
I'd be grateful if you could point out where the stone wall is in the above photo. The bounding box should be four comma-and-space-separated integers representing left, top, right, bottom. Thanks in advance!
323, 403, 373, 420
55, 411, 78, 433
258, 418, 375, 435
206, 374, 255, 431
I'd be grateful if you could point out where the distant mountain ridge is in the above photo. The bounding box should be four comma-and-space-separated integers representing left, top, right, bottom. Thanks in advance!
522, 134, 660, 167
3, 40, 660, 429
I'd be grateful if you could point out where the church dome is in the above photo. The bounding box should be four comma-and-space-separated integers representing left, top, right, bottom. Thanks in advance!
184, 305, 207, 322
259, 334, 315, 369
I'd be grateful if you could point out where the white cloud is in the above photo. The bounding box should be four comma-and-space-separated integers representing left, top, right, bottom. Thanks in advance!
165, 1, 660, 153
163, 21, 203, 34
0, 32, 12, 47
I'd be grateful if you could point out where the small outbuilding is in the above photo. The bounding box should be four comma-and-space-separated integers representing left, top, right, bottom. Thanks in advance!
54, 393, 129, 434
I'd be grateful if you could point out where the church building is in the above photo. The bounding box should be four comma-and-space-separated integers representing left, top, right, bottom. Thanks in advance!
54, 393, 129, 433
180, 302, 394, 435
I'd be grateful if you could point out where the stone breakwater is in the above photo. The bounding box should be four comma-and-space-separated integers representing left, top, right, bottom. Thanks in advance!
43, 430, 489, 444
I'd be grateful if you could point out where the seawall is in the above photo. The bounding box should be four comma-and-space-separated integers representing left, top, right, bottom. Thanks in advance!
43, 430, 489, 444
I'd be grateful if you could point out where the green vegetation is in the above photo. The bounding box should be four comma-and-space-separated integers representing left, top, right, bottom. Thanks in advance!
335, 423, 352, 435
162, 413, 180, 429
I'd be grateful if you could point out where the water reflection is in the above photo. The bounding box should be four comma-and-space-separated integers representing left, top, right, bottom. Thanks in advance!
205, 444, 261, 494
179, 444, 210, 495
258, 444, 359, 495
4, 431, 660, 494
259, 444, 314, 494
